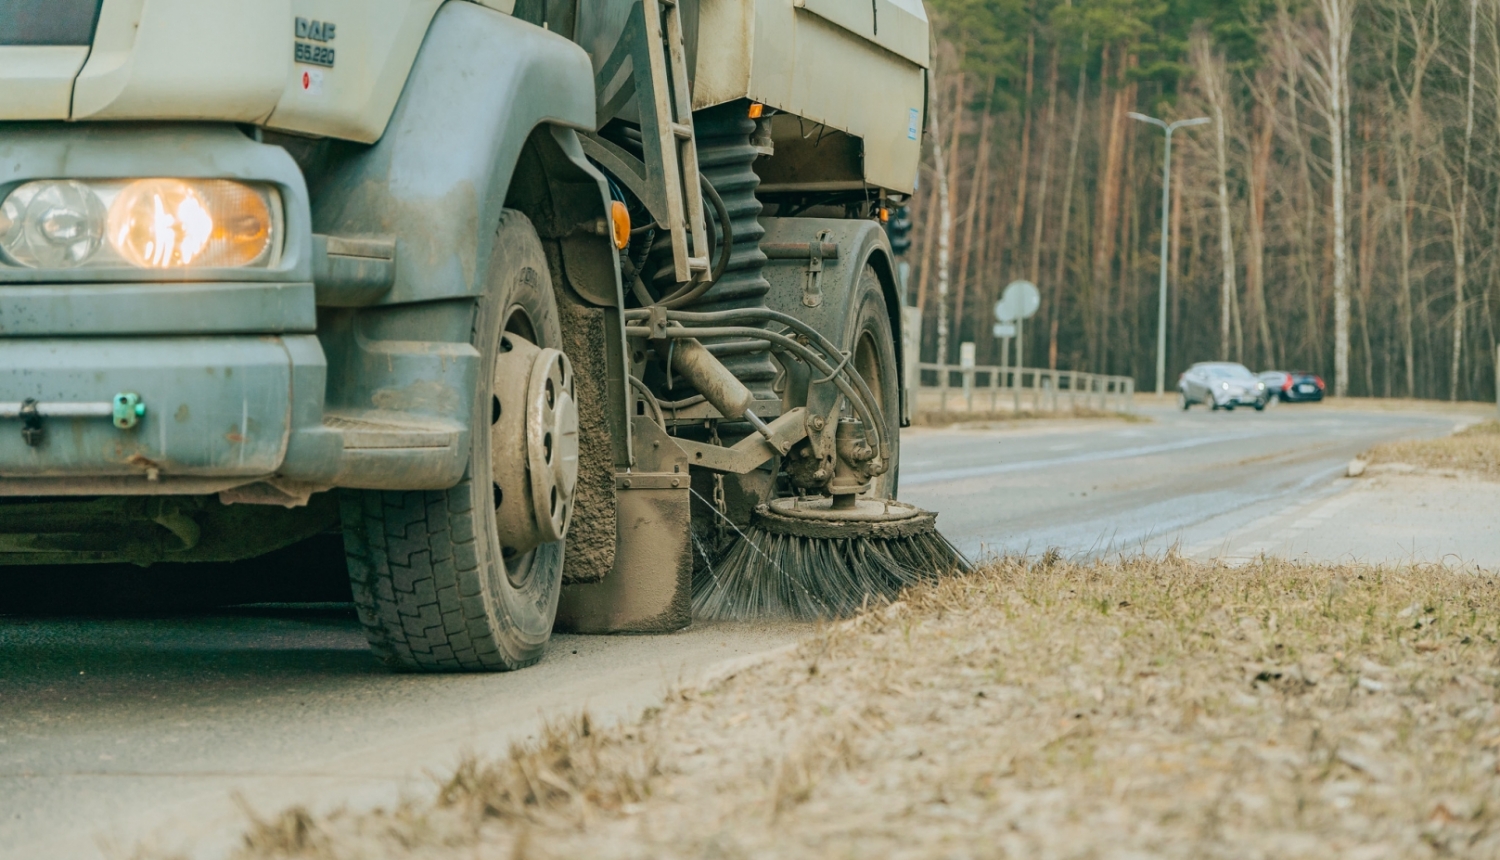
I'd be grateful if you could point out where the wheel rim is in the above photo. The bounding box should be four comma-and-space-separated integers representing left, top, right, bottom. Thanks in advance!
489, 309, 579, 590
851, 326, 896, 497
853, 330, 886, 419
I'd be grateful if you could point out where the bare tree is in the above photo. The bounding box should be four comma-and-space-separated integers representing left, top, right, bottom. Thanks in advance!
1302, 0, 1358, 396
1246, 79, 1278, 368
1449, 0, 1479, 399
1384, 0, 1439, 396
931, 75, 965, 365
1192, 33, 1240, 362
1050, 39, 1089, 371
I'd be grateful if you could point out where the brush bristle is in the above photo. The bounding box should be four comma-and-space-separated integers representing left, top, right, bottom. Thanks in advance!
692, 525, 970, 620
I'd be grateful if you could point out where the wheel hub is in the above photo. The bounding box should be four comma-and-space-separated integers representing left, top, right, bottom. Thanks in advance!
491, 334, 578, 555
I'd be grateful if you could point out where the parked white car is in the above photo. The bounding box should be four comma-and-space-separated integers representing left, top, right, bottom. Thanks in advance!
1179, 362, 1269, 411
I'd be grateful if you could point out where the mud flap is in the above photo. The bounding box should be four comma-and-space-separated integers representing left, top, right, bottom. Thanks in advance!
554, 417, 691, 633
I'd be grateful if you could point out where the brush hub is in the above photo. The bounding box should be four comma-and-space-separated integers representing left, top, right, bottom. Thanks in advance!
755, 497, 937, 540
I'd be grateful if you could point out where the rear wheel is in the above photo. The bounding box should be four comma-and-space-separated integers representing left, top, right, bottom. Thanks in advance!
846, 266, 901, 497
1179, 390, 1191, 410
342, 211, 577, 672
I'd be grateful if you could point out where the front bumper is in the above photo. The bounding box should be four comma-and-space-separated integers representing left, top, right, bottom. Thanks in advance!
0, 333, 471, 497
0, 335, 331, 496
1213, 388, 1264, 406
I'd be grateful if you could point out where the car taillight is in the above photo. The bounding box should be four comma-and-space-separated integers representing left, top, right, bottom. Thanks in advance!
1282, 377, 1292, 391
1314, 376, 1325, 389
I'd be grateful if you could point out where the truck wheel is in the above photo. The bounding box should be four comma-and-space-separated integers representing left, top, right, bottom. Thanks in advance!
847, 266, 902, 496
342, 210, 577, 671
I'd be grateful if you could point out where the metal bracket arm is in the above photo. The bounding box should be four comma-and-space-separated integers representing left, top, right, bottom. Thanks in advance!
673, 407, 809, 474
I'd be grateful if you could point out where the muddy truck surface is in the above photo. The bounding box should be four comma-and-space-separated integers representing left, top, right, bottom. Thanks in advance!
0, 0, 928, 669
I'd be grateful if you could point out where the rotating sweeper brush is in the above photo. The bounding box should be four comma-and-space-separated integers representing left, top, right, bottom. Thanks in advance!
622, 304, 968, 621
691, 415, 969, 621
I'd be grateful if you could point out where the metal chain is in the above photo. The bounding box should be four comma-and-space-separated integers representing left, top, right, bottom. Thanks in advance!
709, 420, 728, 546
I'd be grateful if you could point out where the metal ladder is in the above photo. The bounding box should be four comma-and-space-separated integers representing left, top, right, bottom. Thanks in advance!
639, 0, 710, 284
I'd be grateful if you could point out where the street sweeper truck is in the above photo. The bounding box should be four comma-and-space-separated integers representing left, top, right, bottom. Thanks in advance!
0, 0, 963, 670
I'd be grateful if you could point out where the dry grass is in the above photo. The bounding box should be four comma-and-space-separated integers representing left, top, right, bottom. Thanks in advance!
220, 556, 1500, 859
1363, 419, 1500, 480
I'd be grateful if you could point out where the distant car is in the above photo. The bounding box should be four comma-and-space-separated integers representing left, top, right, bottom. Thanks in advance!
1179, 362, 1269, 411
1259, 369, 1325, 402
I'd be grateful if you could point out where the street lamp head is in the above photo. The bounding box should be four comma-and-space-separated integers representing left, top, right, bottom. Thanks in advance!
1176, 117, 1212, 128
1128, 112, 1161, 124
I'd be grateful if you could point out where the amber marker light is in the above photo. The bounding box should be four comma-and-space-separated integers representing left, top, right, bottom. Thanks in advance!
107, 179, 274, 268
610, 200, 631, 250
748, 102, 765, 119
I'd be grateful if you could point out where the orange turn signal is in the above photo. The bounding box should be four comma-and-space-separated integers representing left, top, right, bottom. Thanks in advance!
748, 102, 765, 119
609, 200, 630, 250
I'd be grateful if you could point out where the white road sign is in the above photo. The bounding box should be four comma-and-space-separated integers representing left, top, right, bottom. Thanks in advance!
994, 280, 1041, 322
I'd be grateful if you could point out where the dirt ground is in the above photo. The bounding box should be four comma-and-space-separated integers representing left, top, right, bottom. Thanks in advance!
208, 555, 1500, 860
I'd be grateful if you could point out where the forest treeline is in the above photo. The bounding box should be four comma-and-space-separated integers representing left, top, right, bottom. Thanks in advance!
908, 0, 1500, 400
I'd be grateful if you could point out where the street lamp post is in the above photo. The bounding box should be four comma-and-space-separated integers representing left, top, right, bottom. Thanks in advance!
1129, 112, 1210, 396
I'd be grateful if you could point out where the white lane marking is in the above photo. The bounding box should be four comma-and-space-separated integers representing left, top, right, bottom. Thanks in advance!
903, 432, 1260, 487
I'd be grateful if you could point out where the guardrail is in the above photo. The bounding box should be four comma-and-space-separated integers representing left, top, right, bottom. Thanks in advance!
914, 363, 1136, 415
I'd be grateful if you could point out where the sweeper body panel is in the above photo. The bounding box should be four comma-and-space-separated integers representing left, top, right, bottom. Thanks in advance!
0, 0, 958, 669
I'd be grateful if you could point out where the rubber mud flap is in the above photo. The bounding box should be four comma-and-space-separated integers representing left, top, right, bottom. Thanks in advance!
554, 293, 616, 584
554, 484, 692, 634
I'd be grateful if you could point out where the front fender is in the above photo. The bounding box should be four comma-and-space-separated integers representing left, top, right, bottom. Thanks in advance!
309, 1, 602, 306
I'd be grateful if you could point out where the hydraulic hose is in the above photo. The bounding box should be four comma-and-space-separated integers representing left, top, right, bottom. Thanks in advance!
621, 307, 892, 464
652, 174, 735, 309
623, 324, 883, 459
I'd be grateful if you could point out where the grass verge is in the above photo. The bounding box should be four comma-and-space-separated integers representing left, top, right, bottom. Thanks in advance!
1363, 419, 1500, 479
216, 556, 1500, 859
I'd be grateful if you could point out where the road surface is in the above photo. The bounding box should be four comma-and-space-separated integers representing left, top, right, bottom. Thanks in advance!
0, 400, 1484, 858
902, 401, 1487, 562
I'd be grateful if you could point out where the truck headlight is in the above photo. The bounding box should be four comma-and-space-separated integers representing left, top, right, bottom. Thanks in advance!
0, 178, 280, 270
0, 180, 106, 268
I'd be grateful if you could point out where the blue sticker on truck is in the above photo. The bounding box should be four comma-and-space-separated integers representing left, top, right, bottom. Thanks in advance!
908, 108, 919, 140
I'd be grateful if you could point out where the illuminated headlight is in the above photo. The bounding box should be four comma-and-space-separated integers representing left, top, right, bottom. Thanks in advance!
0, 179, 281, 270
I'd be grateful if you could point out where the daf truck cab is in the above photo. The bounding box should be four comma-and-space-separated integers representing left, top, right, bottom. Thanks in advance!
0, 0, 928, 670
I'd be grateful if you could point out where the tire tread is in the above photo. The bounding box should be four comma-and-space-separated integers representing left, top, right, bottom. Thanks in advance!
343, 477, 539, 672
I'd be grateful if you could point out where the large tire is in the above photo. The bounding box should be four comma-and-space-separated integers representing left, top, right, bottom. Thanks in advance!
342, 211, 571, 672
846, 265, 902, 498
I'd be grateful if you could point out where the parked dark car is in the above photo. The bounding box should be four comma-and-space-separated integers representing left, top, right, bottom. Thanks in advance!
1259, 369, 1325, 402
1180, 362, 1269, 411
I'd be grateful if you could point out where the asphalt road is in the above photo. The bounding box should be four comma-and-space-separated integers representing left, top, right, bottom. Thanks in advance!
902, 400, 1474, 561
0, 399, 1479, 859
